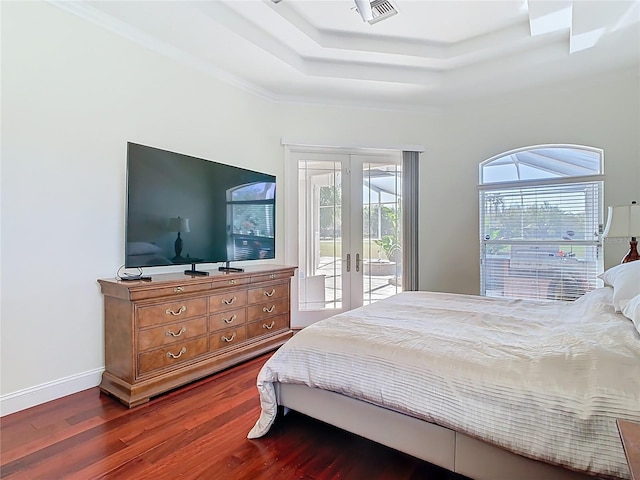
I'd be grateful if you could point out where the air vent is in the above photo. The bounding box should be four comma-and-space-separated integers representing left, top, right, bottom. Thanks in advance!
368, 0, 397, 24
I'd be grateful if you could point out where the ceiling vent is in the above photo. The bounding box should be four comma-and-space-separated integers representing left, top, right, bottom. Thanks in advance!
368, 0, 397, 24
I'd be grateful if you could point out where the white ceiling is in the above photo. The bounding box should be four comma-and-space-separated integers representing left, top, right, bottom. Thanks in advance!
55, 0, 640, 111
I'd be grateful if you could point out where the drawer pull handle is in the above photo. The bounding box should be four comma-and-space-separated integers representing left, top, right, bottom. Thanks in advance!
263, 305, 275, 313
228, 279, 236, 285
166, 347, 187, 359
269, 274, 276, 279
173, 286, 185, 293
166, 305, 186, 316
263, 321, 275, 330
223, 315, 237, 324
264, 289, 276, 297
222, 297, 236, 305
166, 326, 186, 337
222, 332, 236, 343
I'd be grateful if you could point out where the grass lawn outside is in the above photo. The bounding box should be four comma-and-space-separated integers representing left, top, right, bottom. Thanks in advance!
319, 239, 388, 261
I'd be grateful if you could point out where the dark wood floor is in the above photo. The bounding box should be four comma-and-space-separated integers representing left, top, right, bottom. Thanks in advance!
0, 353, 468, 480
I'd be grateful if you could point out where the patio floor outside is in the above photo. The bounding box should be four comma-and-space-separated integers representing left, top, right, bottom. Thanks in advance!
307, 256, 402, 309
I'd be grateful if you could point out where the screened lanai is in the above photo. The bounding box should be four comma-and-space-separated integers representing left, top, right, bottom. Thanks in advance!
480, 145, 602, 183
298, 158, 403, 312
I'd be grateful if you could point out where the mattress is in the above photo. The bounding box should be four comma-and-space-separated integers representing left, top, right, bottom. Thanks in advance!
248, 288, 640, 479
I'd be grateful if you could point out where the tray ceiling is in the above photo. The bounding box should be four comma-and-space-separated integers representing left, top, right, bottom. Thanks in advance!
54, 0, 640, 111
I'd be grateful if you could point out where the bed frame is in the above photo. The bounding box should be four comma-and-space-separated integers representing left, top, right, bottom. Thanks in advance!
277, 383, 603, 480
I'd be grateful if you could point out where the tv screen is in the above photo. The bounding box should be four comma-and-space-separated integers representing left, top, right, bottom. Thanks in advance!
125, 143, 276, 270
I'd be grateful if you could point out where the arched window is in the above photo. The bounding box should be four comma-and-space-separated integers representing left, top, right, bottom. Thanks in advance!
479, 145, 604, 301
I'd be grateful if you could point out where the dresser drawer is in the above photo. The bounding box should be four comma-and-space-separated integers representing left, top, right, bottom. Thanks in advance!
209, 308, 247, 332
209, 290, 247, 313
247, 282, 288, 304
138, 336, 208, 375
210, 326, 248, 351
137, 298, 208, 328
137, 317, 207, 351
129, 282, 212, 301
251, 271, 292, 284
247, 314, 289, 339
211, 276, 249, 289
247, 297, 290, 322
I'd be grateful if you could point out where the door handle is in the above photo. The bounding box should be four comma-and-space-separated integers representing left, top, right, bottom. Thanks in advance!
346, 253, 351, 272
356, 253, 360, 272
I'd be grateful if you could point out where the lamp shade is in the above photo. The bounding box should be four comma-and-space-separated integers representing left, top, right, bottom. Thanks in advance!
603, 202, 640, 238
168, 216, 190, 233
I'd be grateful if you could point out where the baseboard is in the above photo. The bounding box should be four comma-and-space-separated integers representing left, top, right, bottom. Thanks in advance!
0, 368, 104, 417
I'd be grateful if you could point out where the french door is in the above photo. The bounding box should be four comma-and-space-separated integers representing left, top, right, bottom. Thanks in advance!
285, 149, 402, 327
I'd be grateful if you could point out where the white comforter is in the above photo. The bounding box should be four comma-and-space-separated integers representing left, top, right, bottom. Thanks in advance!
248, 288, 640, 479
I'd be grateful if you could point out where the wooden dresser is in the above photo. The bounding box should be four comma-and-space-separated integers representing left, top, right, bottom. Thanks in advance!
98, 264, 296, 407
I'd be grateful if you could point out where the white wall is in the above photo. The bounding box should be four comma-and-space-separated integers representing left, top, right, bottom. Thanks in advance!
1, 2, 281, 411
421, 70, 640, 294
2, 2, 638, 413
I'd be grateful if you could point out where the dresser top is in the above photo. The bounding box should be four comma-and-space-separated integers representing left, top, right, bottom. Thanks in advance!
98, 264, 296, 301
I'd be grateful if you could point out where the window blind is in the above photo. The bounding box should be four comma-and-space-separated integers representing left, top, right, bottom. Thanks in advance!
480, 181, 603, 301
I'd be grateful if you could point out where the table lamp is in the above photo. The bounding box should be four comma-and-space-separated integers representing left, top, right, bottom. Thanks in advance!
603, 201, 640, 263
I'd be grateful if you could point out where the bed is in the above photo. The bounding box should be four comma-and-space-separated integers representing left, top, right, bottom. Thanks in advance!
248, 262, 640, 480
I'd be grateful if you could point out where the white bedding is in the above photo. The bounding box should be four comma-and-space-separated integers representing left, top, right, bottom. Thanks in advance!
248, 288, 640, 479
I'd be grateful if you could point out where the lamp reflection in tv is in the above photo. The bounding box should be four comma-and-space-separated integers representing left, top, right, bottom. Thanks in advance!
168, 216, 190, 261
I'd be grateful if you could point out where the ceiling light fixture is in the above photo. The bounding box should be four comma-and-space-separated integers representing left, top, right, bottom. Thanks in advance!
354, 0, 398, 25
354, 0, 374, 22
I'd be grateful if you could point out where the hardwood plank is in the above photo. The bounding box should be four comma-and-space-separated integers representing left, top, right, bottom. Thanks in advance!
1, 391, 132, 464
1, 353, 466, 480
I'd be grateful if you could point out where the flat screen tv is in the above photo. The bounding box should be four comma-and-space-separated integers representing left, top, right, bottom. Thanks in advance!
125, 142, 276, 275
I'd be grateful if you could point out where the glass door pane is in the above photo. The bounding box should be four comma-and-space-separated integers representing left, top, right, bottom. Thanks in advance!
298, 159, 346, 311
362, 160, 403, 305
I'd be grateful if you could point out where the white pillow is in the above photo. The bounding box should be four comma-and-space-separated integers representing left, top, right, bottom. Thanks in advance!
598, 261, 640, 311
622, 293, 640, 335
